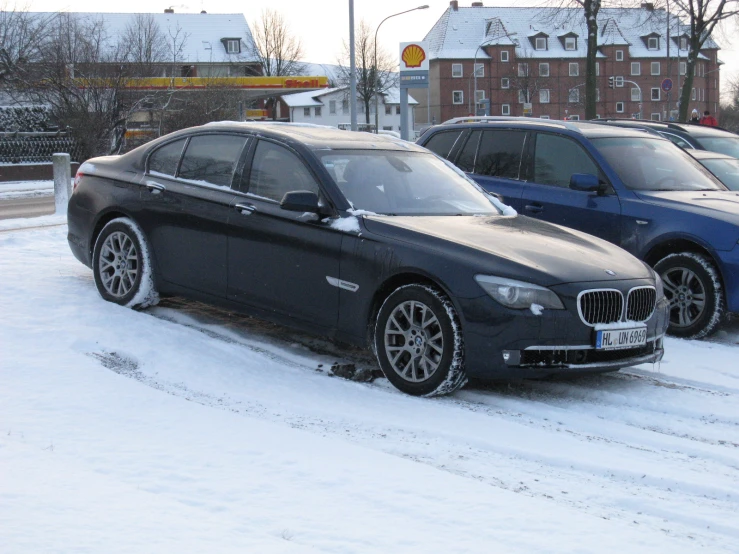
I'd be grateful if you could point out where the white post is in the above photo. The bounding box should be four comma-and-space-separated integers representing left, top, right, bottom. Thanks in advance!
53, 153, 72, 215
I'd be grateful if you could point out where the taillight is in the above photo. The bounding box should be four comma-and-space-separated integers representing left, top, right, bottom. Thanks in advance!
73, 171, 84, 191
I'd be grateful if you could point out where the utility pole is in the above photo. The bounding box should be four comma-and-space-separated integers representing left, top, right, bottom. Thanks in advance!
349, 0, 358, 131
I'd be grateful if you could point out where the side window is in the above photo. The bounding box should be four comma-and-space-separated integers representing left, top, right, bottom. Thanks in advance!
658, 132, 692, 149
455, 130, 482, 173
148, 138, 187, 176
247, 141, 320, 202
475, 130, 526, 179
423, 131, 463, 160
178, 135, 248, 187
533, 133, 599, 188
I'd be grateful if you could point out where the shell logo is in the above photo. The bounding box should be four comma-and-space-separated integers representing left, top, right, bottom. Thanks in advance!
401, 44, 426, 69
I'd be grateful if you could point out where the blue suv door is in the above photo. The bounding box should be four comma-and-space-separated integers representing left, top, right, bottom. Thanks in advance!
520, 131, 623, 245
452, 128, 528, 210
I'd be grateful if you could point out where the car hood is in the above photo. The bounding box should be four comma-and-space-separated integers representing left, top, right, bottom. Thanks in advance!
634, 190, 739, 224
362, 214, 651, 286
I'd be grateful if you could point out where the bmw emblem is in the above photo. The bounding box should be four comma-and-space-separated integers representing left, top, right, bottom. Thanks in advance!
605, 269, 617, 276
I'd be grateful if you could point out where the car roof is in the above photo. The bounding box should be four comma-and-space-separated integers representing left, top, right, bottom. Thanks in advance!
686, 149, 738, 161
594, 118, 737, 138
428, 117, 656, 140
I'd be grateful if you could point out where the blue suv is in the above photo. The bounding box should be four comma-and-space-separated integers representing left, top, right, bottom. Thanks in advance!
418, 119, 739, 338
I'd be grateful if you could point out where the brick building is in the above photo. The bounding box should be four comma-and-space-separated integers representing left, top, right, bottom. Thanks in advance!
413, 2, 720, 125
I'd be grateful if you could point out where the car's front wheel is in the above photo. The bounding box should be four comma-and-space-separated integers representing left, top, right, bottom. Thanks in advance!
92, 217, 159, 309
374, 284, 467, 396
654, 252, 724, 339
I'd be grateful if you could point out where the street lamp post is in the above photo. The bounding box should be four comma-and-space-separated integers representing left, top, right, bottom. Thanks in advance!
468, 43, 487, 114
374, 5, 429, 134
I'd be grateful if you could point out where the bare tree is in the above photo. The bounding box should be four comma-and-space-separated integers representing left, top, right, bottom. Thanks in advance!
336, 19, 397, 125
669, 0, 739, 121
123, 13, 168, 77
251, 9, 306, 77
0, 4, 50, 87
165, 22, 189, 78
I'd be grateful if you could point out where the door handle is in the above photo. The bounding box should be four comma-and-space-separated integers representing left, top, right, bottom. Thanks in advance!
145, 182, 165, 194
235, 202, 256, 215
525, 203, 543, 214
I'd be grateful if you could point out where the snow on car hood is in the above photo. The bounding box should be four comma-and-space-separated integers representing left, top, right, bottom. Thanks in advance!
362, 214, 651, 286
634, 190, 739, 224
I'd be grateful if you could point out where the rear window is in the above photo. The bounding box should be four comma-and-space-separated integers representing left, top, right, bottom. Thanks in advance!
148, 138, 186, 176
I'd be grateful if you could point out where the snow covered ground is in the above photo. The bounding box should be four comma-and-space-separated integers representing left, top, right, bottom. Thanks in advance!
1, 219, 738, 553
0, 180, 54, 200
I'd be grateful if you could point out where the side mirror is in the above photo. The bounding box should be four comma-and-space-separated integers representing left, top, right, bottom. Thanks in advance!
570, 173, 607, 195
280, 190, 320, 213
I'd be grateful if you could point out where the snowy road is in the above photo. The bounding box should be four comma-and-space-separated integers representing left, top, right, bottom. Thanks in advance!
1, 224, 738, 552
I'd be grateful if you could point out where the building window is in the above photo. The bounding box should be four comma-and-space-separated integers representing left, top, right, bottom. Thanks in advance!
535, 37, 547, 50
539, 62, 549, 77
651, 113, 661, 121
518, 90, 528, 103
631, 88, 641, 101
329, 100, 336, 114
569, 62, 579, 77
616, 102, 624, 113
385, 105, 392, 115
595, 62, 600, 76
679, 61, 686, 75
651, 61, 660, 75
518, 63, 529, 77
651, 88, 660, 101
452, 90, 463, 104
383, 126, 393, 131
540, 89, 550, 103
648, 37, 659, 50
342, 99, 348, 114
569, 88, 579, 103
303, 107, 311, 117
396, 106, 400, 115
501, 77, 510, 89
501, 50, 509, 62
501, 104, 510, 115
631, 62, 641, 76
225, 39, 240, 54
314, 106, 321, 117
616, 50, 624, 61
475, 90, 485, 103
452, 63, 463, 77
680, 37, 687, 50
565, 37, 576, 50
691, 87, 696, 100
474, 63, 484, 77
596, 88, 600, 101
569, 115, 580, 121
615, 76, 624, 88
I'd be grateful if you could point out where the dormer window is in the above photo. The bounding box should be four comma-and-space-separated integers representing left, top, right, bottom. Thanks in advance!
565, 37, 576, 50
680, 37, 687, 50
535, 37, 547, 50
648, 36, 659, 50
221, 38, 241, 54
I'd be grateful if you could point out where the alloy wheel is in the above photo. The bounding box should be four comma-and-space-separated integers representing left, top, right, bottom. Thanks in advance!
384, 300, 444, 383
662, 266, 706, 328
98, 231, 139, 298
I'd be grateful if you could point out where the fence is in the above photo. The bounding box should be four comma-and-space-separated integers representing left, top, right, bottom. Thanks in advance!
0, 132, 83, 164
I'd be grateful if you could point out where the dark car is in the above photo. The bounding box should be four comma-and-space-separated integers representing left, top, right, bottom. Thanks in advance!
686, 149, 739, 190
417, 118, 739, 338
592, 119, 739, 158
68, 122, 668, 397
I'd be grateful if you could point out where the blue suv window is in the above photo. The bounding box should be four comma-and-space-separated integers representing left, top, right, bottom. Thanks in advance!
456, 130, 482, 173
533, 133, 599, 188
476, 130, 526, 179
423, 130, 464, 160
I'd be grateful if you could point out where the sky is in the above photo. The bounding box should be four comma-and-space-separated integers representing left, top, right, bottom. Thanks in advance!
24, 0, 739, 99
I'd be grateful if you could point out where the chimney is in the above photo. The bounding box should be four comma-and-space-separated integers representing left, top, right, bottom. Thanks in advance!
472, 1, 483, 5
450, 1, 458, 10
641, 2, 654, 10
164, 8, 174, 13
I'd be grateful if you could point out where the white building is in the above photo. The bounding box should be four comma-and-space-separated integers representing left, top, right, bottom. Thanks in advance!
281, 87, 417, 134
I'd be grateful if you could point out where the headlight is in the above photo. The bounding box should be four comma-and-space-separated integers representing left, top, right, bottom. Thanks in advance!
474, 275, 565, 310
653, 269, 665, 299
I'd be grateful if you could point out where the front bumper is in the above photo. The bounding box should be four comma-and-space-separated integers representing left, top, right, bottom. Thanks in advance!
458, 282, 670, 380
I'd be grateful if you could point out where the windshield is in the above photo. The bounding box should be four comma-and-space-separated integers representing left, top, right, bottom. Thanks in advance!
696, 136, 739, 159
591, 137, 725, 191
700, 158, 739, 190
319, 150, 501, 215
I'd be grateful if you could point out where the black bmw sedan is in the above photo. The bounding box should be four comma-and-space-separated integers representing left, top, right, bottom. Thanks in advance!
68, 122, 669, 396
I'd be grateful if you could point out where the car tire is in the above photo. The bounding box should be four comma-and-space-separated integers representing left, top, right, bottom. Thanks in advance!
654, 252, 724, 339
374, 284, 467, 396
92, 217, 159, 309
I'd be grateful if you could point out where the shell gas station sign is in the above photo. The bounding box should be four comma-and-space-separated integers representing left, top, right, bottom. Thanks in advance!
399, 42, 429, 89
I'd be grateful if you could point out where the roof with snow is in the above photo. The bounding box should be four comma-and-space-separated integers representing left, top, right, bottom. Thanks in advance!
28, 11, 259, 64
281, 87, 418, 108
424, 6, 719, 61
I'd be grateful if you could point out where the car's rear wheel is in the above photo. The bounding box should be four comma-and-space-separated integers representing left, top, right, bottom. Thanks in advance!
93, 217, 159, 309
654, 252, 724, 339
374, 284, 466, 396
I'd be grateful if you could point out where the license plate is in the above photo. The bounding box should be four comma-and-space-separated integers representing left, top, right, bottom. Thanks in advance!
595, 326, 647, 350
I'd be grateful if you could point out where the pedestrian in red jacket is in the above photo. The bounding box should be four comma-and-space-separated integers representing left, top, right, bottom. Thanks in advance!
699, 110, 718, 127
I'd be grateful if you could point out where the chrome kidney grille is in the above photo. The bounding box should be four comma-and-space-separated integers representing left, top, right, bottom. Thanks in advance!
578, 287, 656, 326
